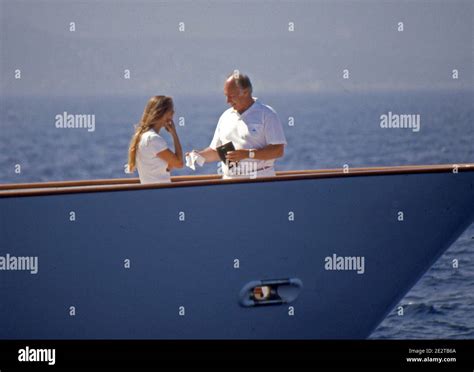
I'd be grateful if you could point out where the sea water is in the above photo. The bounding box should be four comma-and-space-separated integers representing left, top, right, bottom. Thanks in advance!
0, 90, 472, 338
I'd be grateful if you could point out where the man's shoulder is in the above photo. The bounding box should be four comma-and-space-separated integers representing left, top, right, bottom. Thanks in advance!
218, 107, 235, 122
221, 107, 234, 116
255, 100, 278, 116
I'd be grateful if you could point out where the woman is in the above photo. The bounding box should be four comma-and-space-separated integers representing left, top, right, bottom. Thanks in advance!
128, 96, 183, 184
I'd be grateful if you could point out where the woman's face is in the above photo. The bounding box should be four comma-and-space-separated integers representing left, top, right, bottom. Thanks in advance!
162, 109, 175, 123
154, 109, 175, 129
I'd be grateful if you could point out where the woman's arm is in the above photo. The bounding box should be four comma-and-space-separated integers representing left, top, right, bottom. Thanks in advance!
157, 121, 184, 170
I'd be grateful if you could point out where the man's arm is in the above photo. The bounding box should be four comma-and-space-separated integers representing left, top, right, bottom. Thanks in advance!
196, 147, 220, 162
225, 144, 284, 162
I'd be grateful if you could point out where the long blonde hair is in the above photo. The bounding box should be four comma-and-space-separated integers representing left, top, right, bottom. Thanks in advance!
128, 95, 174, 172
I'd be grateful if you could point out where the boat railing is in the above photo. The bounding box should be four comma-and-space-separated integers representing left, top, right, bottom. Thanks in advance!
0, 163, 472, 198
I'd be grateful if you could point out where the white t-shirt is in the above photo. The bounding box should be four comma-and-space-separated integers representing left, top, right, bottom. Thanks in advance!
209, 99, 287, 178
136, 129, 171, 184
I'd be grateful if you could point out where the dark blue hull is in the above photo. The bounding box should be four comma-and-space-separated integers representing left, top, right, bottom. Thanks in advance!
1, 168, 473, 339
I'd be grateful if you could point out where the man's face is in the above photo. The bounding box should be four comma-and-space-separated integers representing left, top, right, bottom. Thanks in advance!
224, 81, 247, 112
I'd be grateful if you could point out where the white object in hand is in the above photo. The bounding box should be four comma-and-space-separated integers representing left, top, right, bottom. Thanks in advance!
185, 151, 205, 171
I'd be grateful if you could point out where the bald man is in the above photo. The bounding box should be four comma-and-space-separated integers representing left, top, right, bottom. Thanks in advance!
195, 72, 287, 179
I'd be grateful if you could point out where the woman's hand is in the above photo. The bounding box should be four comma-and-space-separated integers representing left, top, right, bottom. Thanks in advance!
164, 120, 177, 134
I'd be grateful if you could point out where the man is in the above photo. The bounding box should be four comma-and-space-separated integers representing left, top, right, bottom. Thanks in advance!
195, 72, 287, 179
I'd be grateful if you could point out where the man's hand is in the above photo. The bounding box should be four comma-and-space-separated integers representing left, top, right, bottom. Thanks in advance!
226, 150, 249, 162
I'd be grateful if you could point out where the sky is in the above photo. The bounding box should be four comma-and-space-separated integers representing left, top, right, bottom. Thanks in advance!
0, 0, 472, 96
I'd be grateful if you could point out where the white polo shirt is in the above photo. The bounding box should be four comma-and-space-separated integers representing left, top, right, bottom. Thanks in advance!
136, 129, 171, 184
209, 98, 287, 178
